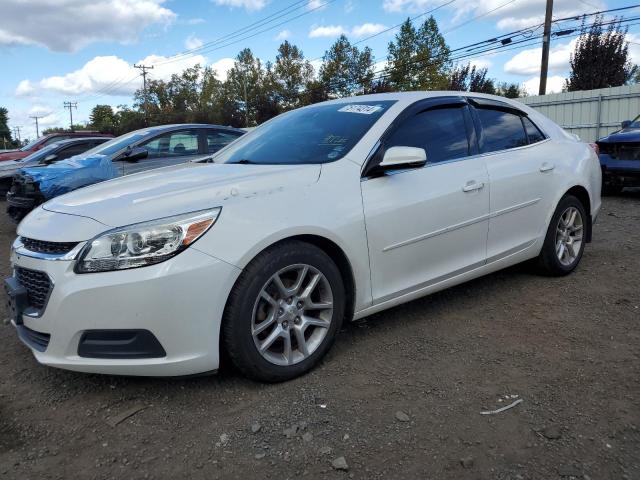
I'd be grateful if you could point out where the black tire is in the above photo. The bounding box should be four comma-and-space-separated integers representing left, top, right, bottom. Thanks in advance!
222, 240, 345, 382
536, 194, 587, 276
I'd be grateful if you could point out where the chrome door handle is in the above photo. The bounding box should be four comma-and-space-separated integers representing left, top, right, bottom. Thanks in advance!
462, 181, 485, 192
540, 162, 555, 172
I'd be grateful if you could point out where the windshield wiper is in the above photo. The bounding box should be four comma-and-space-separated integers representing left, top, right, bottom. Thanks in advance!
230, 159, 256, 165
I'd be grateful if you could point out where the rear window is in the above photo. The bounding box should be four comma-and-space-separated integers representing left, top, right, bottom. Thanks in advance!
477, 109, 528, 153
523, 117, 546, 144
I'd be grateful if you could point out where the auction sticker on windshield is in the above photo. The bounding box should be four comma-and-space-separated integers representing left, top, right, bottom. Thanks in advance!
338, 104, 383, 115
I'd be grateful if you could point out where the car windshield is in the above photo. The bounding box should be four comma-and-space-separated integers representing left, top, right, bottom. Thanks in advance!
18, 143, 59, 162
214, 101, 396, 165
79, 129, 151, 158
19, 137, 44, 151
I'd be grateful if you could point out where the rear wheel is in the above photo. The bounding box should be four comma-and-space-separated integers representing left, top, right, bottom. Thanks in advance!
536, 195, 587, 276
222, 241, 345, 382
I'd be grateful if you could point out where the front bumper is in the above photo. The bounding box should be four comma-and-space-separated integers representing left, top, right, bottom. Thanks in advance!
8, 246, 241, 376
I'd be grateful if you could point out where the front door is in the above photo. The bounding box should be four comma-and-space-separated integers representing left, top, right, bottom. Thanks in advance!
125, 129, 203, 175
361, 101, 490, 303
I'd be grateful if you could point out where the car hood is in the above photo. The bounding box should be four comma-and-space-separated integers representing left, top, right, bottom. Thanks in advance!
42, 162, 321, 228
0, 150, 28, 162
598, 129, 640, 143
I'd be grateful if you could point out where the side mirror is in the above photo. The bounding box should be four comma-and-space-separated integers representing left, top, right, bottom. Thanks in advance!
379, 146, 427, 170
41, 154, 58, 164
122, 146, 148, 162
621, 120, 631, 130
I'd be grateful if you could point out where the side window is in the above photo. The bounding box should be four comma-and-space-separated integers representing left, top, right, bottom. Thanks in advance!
385, 107, 471, 163
43, 136, 68, 146
206, 130, 242, 154
476, 109, 528, 153
57, 144, 90, 160
523, 117, 546, 144
141, 130, 199, 158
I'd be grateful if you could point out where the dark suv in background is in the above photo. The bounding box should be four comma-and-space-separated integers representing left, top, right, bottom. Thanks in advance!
0, 131, 113, 162
597, 114, 640, 194
6, 124, 244, 221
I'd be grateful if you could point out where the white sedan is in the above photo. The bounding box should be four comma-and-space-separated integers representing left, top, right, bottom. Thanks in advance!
6, 92, 601, 382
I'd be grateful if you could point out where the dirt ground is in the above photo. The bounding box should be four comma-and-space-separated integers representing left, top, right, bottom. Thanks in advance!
0, 191, 639, 480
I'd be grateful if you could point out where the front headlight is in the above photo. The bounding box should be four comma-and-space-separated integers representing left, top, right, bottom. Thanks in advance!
75, 208, 220, 273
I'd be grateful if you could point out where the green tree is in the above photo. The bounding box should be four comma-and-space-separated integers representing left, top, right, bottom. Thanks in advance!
448, 63, 496, 94
566, 15, 638, 91
386, 17, 450, 91
274, 41, 314, 110
226, 48, 270, 127
0, 107, 16, 149
496, 82, 525, 98
319, 35, 375, 97
89, 105, 118, 133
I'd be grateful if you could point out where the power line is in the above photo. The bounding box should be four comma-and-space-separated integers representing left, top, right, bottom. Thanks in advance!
134, 64, 154, 126
63, 101, 77, 131
29, 115, 44, 138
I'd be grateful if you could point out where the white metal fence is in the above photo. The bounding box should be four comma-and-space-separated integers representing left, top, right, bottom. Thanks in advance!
517, 84, 640, 142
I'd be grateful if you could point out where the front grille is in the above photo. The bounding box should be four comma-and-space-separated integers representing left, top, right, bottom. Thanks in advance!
15, 267, 52, 311
17, 325, 50, 352
21, 237, 79, 255
598, 142, 640, 161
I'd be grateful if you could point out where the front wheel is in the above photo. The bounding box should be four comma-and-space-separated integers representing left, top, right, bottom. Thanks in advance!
222, 241, 345, 382
536, 195, 587, 276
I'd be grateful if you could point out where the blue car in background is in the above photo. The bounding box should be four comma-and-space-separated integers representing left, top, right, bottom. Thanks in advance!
6, 124, 244, 221
597, 114, 640, 195
0, 137, 109, 195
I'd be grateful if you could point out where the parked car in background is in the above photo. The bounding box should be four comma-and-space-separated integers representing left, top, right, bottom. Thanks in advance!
6, 124, 244, 221
597, 114, 640, 194
0, 137, 109, 195
0, 132, 113, 162
5, 92, 601, 381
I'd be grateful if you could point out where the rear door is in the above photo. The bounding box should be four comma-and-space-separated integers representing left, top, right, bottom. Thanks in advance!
124, 128, 202, 175
470, 98, 556, 261
361, 98, 490, 303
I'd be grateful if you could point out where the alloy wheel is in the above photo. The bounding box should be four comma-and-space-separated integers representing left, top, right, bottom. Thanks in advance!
555, 206, 584, 266
251, 264, 334, 366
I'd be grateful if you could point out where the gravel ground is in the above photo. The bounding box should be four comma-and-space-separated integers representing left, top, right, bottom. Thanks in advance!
1, 192, 639, 480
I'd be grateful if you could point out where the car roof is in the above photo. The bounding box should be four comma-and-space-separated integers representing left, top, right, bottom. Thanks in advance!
132, 124, 245, 136
320, 91, 531, 110
48, 137, 110, 147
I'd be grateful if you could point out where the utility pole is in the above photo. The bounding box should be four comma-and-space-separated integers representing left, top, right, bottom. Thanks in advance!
538, 0, 554, 95
30, 115, 44, 138
13, 126, 21, 143
63, 101, 77, 131
134, 64, 154, 126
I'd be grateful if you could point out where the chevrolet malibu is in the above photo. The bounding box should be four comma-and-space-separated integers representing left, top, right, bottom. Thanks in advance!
6, 92, 601, 382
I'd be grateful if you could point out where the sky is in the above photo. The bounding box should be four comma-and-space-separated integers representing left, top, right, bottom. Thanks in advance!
1, 0, 639, 141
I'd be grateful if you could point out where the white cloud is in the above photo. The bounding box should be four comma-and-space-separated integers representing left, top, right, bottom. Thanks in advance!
185, 35, 203, 50
309, 25, 347, 38
522, 75, 565, 95
210, 58, 236, 81
15, 80, 36, 97
185, 18, 206, 25
345, 0, 355, 13
308, 0, 327, 9
275, 29, 292, 41
382, 0, 606, 32
16, 53, 208, 98
0, 0, 175, 52
212, 0, 268, 11
468, 58, 492, 70
504, 39, 577, 76
351, 23, 387, 38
